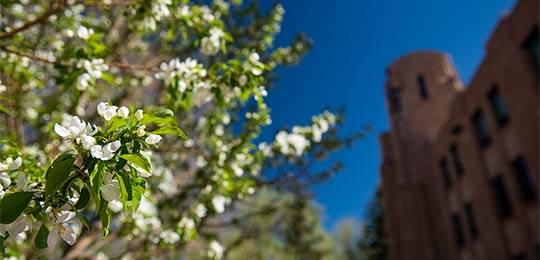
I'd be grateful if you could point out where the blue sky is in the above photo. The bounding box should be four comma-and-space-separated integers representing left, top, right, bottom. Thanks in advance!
260, 0, 515, 229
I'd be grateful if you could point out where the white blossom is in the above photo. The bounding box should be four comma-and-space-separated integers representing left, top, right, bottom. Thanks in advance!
108, 199, 123, 212
0, 172, 10, 189
48, 211, 82, 246
0, 214, 30, 238
251, 67, 262, 76
200, 28, 224, 56
137, 125, 146, 137
151, 0, 172, 21
8, 157, 22, 171
238, 74, 247, 87
97, 102, 118, 121
118, 106, 129, 118
231, 163, 243, 177
145, 134, 162, 145
178, 217, 195, 230
275, 131, 310, 156
76, 26, 94, 40
54, 116, 87, 139
211, 195, 227, 214
194, 204, 207, 218
77, 59, 108, 79
90, 140, 121, 161
208, 241, 224, 259
249, 53, 260, 63
76, 73, 91, 91
160, 230, 180, 244
80, 135, 96, 150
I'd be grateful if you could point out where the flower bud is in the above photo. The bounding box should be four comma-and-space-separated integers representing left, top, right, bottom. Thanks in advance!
118, 106, 129, 118
135, 109, 144, 121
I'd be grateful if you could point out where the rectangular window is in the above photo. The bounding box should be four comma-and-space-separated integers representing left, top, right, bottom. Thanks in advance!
387, 87, 402, 113
450, 144, 464, 176
511, 156, 537, 202
487, 87, 509, 126
451, 213, 466, 248
464, 203, 479, 240
522, 26, 539, 71
439, 157, 452, 189
491, 175, 513, 218
417, 75, 429, 99
471, 109, 491, 147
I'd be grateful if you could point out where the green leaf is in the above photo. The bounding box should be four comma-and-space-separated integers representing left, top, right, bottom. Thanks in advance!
75, 187, 90, 210
120, 154, 152, 174
100, 72, 115, 85
151, 125, 187, 139
98, 200, 110, 238
138, 114, 176, 127
106, 117, 126, 133
0, 192, 34, 224
154, 108, 174, 118
116, 171, 132, 202
0, 236, 4, 254
128, 176, 146, 213
90, 163, 105, 210
45, 153, 75, 197
35, 224, 49, 249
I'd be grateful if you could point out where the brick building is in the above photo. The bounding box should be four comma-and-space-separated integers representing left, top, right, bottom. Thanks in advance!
378, 0, 539, 259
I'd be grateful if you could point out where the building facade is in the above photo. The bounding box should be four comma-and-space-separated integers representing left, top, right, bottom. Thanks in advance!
379, 0, 539, 259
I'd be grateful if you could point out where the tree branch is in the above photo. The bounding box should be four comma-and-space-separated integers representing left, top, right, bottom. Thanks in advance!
81, 1, 138, 6
0, 3, 64, 40
0, 46, 160, 73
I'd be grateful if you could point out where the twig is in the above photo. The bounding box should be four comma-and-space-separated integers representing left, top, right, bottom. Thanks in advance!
0, 46, 161, 73
81, 1, 139, 7
0, 46, 67, 66
0, 4, 64, 40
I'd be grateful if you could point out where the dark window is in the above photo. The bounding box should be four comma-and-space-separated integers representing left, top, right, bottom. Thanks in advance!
464, 203, 479, 240
487, 87, 509, 126
450, 144, 464, 176
511, 156, 537, 202
451, 213, 466, 248
417, 75, 429, 99
491, 175, 513, 218
522, 26, 539, 71
471, 109, 491, 147
387, 87, 401, 113
512, 253, 527, 260
439, 157, 452, 189
451, 125, 462, 135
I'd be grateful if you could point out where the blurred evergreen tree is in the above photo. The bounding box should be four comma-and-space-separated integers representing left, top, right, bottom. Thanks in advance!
358, 190, 387, 260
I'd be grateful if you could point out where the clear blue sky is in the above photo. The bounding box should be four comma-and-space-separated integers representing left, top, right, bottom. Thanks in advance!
260, 0, 515, 229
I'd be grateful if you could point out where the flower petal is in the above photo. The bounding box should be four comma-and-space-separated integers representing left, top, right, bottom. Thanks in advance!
54, 124, 70, 138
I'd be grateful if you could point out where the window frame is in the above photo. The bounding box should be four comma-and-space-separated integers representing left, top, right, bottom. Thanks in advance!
464, 202, 480, 240
511, 156, 537, 203
491, 175, 514, 219
471, 109, 492, 148
438, 157, 453, 189
487, 86, 510, 127
522, 26, 539, 73
417, 75, 429, 100
450, 143, 464, 177
451, 213, 466, 248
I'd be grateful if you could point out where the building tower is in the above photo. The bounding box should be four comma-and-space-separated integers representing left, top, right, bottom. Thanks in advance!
380, 51, 463, 260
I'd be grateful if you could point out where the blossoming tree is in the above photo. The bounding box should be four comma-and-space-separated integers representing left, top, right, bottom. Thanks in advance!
0, 0, 362, 259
